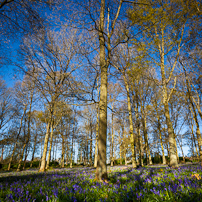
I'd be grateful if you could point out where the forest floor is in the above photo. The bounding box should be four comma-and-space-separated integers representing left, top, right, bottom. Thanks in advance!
0, 163, 202, 201
0, 162, 200, 178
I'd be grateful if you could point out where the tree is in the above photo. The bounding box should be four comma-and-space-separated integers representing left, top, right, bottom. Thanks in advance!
0, 78, 13, 132
113, 44, 137, 168
0, 0, 54, 66
7, 80, 31, 171
127, 0, 198, 167
18, 28, 80, 172
108, 82, 122, 167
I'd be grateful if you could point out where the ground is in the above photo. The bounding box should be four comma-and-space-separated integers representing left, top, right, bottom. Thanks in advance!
0, 163, 201, 202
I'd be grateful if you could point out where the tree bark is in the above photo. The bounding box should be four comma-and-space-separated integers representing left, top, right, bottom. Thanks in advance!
90, 122, 93, 166
174, 134, 179, 163
17, 117, 28, 171
110, 104, 114, 167
156, 27, 178, 167
39, 121, 50, 172
191, 121, 199, 159
122, 73, 136, 168
46, 122, 54, 169
30, 133, 37, 167
8, 105, 27, 171
95, 0, 123, 180
142, 115, 152, 165
95, 0, 108, 181
94, 101, 99, 168
187, 88, 202, 161
156, 115, 166, 165
23, 144, 29, 170
119, 131, 122, 165
166, 142, 170, 161
0, 145, 4, 162
17, 143, 26, 171
61, 133, 65, 168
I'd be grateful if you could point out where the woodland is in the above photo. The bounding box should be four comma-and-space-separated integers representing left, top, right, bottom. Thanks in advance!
0, 0, 201, 183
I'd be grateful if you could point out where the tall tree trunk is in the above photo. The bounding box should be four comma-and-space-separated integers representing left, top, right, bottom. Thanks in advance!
23, 145, 29, 170
122, 122, 127, 166
17, 117, 28, 171
123, 73, 136, 168
70, 115, 75, 168
90, 122, 93, 166
95, 0, 108, 181
166, 142, 170, 161
70, 136, 74, 168
94, 82, 99, 168
119, 129, 122, 165
94, 100, 99, 168
142, 115, 152, 165
39, 121, 50, 172
53, 138, 55, 161
156, 27, 178, 167
30, 133, 37, 168
189, 100, 202, 161
177, 137, 185, 162
138, 126, 143, 167
61, 133, 65, 168
8, 144, 17, 171
110, 104, 114, 167
17, 143, 26, 171
8, 105, 27, 171
174, 134, 179, 163
95, 0, 123, 181
55, 138, 57, 161
22, 89, 33, 170
66, 142, 69, 165
46, 122, 54, 169
191, 122, 199, 159
156, 115, 166, 165
163, 74, 178, 167
0, 146, 3, 162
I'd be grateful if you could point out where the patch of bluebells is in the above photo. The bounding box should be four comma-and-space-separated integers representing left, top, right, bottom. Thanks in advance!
0, 165, 201, 201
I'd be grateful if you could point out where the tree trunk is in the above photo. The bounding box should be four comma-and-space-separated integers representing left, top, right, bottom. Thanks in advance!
177, 137, 185, 163
46, 122, 54, 169
110, 104, 114, 167
189, 102, 202, 161
94, 100, 99, 168
138, 126, 143, 167
123, 73, 136, 168
191, 122, 199, 159
0, 146, 2, 162
174, 134, 179, 163
61, 133, 65, 168
30, 133, 37, 168
157, 115, 166, 165
23, 145, 29, 170
90, 123, 93, 166
70, 135, 74, 168
95, 0, 108, 181
17, 143, 26, 171
8, 105, 27, 171
122, 123, 127, 166
22, 89, 33, 170
17, 117, 28, 172
119, 130, 122, 165
166, 142, 170, 161
142, 115, 152, 165
39, 121, 50, 172
8, 144, 17, 171
156, 27, 178, 167
66, 142, 69, 165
